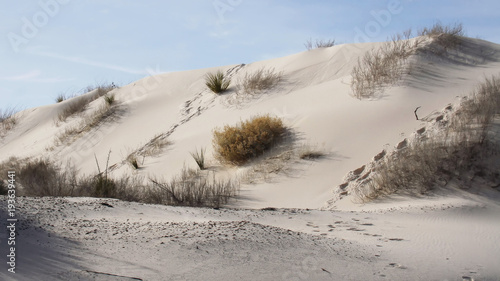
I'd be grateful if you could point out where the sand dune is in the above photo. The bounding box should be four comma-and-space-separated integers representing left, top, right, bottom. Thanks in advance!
1, 34, 500, 280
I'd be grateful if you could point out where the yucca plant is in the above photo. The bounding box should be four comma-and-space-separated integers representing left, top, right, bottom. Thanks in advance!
205, 70, 231, 94
190, 147, 206, 170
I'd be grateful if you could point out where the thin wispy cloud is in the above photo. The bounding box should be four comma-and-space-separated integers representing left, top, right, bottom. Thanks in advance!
29, 50, 146, 75
0, 70, 72, 83
1, 70, 41, 81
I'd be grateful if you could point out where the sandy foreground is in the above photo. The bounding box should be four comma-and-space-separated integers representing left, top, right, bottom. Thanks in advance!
1, 189, 500, 281
1, 35, 500, 280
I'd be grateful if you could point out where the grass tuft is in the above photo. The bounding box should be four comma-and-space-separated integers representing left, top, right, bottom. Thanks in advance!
190, 147, 206, 170
305, 38, 336, 50
149, 167, 239, 208
238, 67, 282, 95
205, 70, 231, 94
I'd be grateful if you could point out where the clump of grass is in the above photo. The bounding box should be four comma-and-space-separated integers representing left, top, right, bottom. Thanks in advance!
0, 107, 19, 135
205, 70, 231, 94
92, 151, 116, 198
55, 95, 120, 146
351, 29, 423, 99
213, 115, 286, 165
149, 167, 239, 208
55, 93, 66, 103
190, 147, 206, 170
298, 144, 326, 160
104, 94, 115, 106
238, 67, 282, 95
418, 22, 464, 49
58, 82, 117, 122
304, 38, 336, 50
127, 155, 139, 169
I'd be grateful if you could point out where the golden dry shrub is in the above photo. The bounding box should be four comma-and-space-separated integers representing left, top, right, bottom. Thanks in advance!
213, 115, 285, 165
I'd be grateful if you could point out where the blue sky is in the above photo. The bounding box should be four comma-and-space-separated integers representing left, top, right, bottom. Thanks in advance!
1, 0, 500, 111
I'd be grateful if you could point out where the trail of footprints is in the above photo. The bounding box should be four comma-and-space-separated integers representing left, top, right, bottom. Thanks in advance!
304, 218, 404, 243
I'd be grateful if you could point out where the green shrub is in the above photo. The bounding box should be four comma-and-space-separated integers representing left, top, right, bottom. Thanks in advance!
205, 70, 231, 94
213, 115, 286, 165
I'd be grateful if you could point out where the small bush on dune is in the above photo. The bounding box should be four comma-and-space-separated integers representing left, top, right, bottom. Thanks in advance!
104, 94, 115, 106
58, 82, 117, 122
238, 67, 282, 95
0, 107, 19, 135
213, 115, 286, 165
351, 30, 422, 99
205, 70, 231, 94
304, 38, 336, 50
55, 93, 66, 103
418, 22, 464, 49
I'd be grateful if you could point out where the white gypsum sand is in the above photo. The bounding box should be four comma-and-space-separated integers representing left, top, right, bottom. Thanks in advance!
1, 35, 500, 280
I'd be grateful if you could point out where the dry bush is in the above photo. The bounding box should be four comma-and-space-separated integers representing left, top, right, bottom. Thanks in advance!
17, 158, 81, 197
297, 143, 326, 160
149, 167, 239, 208
55, 98, 119, 145
351, 30, 423, 99
58, 83, 117, 122
213, 115, 286, 165
418, 22, 464, 49
0, 180, 7, 195
205, 70, 231, 94
237, 67, 282, 95
357, 75, 500, 201
305, 38, 336, 50
0, 107, 19, 136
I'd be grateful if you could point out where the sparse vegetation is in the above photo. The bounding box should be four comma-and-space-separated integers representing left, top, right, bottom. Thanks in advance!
213, 115, 286, 165
190, 147, 206, 170
351, 23, 465, 99
104, 94, 115, 106
355, 75, 500, 201
128, 155, 140, 169
0, 180, 8, 195
55, 95, 120, 146
298, 144, 326, 160
150, 167, 239, 208
305, 38, 336, 50
17, 158, 79, 197
58, 82, 117, 122
418, 22, 464, 49
0, 151, 238, 207
0, 107, 19, 136
237, 67, 282, 95
55, 93, 66, 103
351, 30, 423, 99
205, 70, 231, 94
